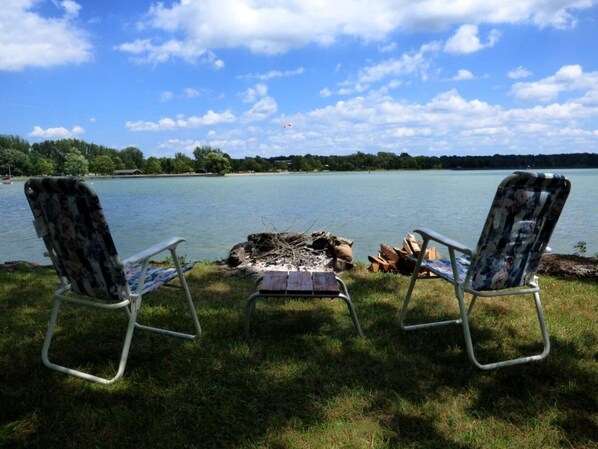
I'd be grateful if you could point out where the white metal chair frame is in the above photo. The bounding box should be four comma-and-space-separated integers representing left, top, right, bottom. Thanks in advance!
26, 178, 201, 384
399, 172, 570, 370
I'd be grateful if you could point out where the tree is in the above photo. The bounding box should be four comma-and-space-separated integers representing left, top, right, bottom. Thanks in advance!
0, 147, 31, 176
204, 152, 232, 174
33, 158, 55, 176
145, 157, 163, 174
89, 155, 115, 175
120, 146, 145, 170
0, 134, 30, 153
63, 148, 88, 176
193, 145, 225, 170
172, 152, 194, 173
112, 156, 125, 170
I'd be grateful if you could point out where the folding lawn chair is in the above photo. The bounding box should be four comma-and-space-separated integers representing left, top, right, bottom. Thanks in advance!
25, 177, 201, 384
399, 171, 571, 370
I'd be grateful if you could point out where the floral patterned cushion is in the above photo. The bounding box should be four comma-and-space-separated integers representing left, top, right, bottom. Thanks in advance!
468, 172, 570, 291
421, 255, 471, 283
125, 263, 194, 295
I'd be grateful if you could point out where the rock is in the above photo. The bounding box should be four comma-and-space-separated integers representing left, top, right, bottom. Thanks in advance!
334, 236, 354, 247
227, 242, 253, 267
334, 243, 353, 261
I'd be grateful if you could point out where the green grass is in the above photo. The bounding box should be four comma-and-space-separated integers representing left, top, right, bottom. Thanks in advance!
0, 263, 596, 449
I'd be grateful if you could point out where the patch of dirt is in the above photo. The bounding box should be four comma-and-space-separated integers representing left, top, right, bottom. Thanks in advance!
537, 254, 598, 280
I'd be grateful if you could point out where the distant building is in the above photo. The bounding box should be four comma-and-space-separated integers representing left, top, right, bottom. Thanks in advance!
114, 169, 142, 175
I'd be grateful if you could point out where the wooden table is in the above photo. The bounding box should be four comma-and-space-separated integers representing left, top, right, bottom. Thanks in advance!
244, 271, 364, 337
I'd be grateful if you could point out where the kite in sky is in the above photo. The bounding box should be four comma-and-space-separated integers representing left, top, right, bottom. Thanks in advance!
283, 123, 292, 128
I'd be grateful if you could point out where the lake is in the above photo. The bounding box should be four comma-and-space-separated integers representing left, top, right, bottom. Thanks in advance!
1, 169, 596, 265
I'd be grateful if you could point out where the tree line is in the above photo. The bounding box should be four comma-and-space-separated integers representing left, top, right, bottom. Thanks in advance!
1, 134, 597, 178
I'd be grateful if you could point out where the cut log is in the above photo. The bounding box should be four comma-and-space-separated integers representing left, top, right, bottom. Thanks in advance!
368, 254, 390, 271
406, 233, 421, 255
368, 262, 380, 273
380, 244, 399, 262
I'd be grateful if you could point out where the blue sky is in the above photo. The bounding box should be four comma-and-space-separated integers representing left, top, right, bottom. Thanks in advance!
1, 0, 598, 159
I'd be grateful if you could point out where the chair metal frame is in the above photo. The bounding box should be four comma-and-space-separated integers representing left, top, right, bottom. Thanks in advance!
399, 172, 570, 370
25, 178, 201, 384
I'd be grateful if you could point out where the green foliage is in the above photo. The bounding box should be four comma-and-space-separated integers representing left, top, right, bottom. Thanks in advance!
0, 147, 31, 175
63, 148, 89, 176
32, 157, 55, 176
204, 151, 232, 174
573, 240, 587, 255
4, 133, 598, 177
89, 155, 115, 175
172, 152, 194, 173
144, 157, 163, 174
120, 146, 145, 170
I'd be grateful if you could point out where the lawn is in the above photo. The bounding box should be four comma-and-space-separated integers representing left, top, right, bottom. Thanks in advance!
0, 262, 596, 449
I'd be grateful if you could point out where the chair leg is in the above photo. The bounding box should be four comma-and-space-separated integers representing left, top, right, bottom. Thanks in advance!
42, 296, 138, 385
399, 259, 463, 331
134, 250, 201, 340
459, 290, 551, 370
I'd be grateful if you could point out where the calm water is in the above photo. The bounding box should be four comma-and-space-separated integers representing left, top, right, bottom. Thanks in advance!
1, 169, 596, 264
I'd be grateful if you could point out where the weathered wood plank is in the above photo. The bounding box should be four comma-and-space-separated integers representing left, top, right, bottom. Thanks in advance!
312, 272, 340, 294
260, 271, 288, 293
286, 271, 313, 293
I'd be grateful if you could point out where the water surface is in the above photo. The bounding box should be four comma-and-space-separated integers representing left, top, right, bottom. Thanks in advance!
1, 169, 596, 264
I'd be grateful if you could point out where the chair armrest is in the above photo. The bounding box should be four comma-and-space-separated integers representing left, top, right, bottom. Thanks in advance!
122, 237, 186, 266
414, 228, 474, 256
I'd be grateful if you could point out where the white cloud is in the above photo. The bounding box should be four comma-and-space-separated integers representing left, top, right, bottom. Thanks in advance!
320, 88, 332, 98
251, 85, 598, 157
125, 110, 236, 131
243, 97, 278, 122
508, 66, 533, 79
452, 69, 474, 81
444, 25, 500, 54
156, 139, 203, 154
511, 64, 598, 102
29, 125, 85, 139
160, 91, 174, 102
184, 88, 201, 98
357, 41, 441, 84
239, 67, 305, 81
243, 84, 269, 103
380, 42, 397, 53
0, 0, 92, 71
116, 0, 590, 63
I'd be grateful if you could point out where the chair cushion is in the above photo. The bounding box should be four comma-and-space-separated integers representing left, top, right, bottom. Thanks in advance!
125, 263, 194, 295
420, 255, 471, 284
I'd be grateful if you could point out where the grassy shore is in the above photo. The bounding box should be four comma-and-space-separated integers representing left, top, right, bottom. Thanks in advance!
0, 262, 596, 449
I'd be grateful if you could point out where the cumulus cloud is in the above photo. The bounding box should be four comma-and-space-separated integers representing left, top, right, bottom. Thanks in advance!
160, 91, 174, 102
243, 83, 269, 103
116, 0, 590, 63
444, 25, 500, 54
243, 97, 278, 122
29, 125, 85, 139
125, 111, 236, 131
508, 66, 533, 79
357, 41, 441, 84
184, 88, 201, 98
511, 64, 598, 102
452, 69, 474, 81
0, 0, 92, 71
240, 83, 598, 157
239, 67, 305, 81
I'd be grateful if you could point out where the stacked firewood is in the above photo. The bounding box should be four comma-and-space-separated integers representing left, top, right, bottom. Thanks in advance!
368, 233, 441, 275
